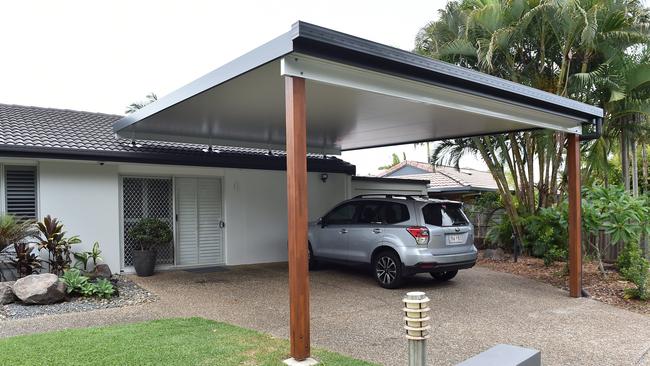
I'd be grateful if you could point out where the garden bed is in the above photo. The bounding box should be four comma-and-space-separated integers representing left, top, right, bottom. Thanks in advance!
0, 275, 156, 320
477, 251, 650, 315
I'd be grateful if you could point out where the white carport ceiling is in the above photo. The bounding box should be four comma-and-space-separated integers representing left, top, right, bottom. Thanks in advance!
114, 22, 603, 154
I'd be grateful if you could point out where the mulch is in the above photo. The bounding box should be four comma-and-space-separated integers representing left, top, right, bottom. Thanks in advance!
477, 252, 650, 316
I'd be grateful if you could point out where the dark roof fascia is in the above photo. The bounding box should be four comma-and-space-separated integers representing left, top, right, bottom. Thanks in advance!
351, 176, 429, 185
427, 185, 498, 193
0, 145, 356, 175
292, 21, 603, 122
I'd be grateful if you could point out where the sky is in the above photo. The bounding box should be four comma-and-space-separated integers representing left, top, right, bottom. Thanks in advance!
0, 0, 485, 175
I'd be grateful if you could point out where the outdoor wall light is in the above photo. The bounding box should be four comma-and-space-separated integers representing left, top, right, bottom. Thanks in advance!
320, 173, 328, 183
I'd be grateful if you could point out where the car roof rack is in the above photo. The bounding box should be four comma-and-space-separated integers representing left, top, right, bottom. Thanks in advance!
352, 194, 428, 200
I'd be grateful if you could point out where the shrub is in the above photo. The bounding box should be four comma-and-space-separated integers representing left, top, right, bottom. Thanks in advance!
485, 214, 513, 249
618, 243, 649, 300
36, 215, 81, 276
93, 279, 115, 299
73, 242, 103, 271
128, 218, 173, 251
10, 242, 42, 278
521, 206, 568, 262
61, 268, 115, 299
61, 268, 89, 294
0, 215, 38, 251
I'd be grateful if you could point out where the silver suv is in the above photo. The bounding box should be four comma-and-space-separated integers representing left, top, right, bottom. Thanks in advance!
308, 195, 478, 288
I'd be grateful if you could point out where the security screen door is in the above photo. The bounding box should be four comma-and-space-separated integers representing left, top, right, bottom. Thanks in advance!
122, 177, 175, 267
175, 177, 224, 266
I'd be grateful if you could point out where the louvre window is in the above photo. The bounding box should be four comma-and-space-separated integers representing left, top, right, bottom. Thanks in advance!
5, 166, 37, 219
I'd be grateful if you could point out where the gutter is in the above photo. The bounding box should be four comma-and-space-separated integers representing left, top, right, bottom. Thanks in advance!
580, 117, 603, 141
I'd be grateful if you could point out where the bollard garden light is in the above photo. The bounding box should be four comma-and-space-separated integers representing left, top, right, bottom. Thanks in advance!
403, 291, 430, 366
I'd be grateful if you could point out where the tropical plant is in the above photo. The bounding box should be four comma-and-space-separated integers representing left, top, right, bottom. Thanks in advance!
416, 0, 650, 248
521, 205, 569, 266
73, 242, 103, 271
618, 242, 649, 300
125, 93, 158, 114
0, 214, 38, 251
378, 153, 403, 170
79, 281, 96, 297
9, 242, 42, 278
61, 268, 89, 294
93, 279, 115, 299
128, 218, 173, 251
36, 215, 81, 276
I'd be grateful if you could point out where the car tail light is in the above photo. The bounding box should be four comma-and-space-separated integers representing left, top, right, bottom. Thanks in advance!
407, 226, 429, 245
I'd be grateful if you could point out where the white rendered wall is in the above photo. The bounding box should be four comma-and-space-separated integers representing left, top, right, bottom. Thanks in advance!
350, 179, 427, 197
34, 160, 349, 270
222, 169, 348, 265
117, 163, 349, 266
38, 161, 121, 272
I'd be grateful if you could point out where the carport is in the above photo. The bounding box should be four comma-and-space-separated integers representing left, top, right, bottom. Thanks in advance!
114, 21, 603, 363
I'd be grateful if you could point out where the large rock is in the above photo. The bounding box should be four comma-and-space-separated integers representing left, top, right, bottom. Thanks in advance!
0, 282, 16, 304
483, 248, 506, 261
88, 264, 112, 280
13, 274, 66, 305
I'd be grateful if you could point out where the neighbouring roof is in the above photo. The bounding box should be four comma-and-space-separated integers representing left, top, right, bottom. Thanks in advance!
0, 103, 356, 174
350, 175, 429, 185
377, 160, 498, 193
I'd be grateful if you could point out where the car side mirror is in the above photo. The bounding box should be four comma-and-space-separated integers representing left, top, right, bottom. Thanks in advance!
318, 217, 327, 228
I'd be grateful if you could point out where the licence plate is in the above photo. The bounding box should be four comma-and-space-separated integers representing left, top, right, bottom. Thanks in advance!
447, 234, 464, 245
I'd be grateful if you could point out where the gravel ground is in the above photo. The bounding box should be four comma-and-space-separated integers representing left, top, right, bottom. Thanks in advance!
2, 264, 650, 366
1, 275, 156, 320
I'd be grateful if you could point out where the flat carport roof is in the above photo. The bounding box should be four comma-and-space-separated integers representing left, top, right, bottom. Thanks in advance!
113, 21, 603, 363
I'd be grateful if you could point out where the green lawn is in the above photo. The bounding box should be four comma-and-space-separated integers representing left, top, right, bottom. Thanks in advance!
0, 318, 377, 366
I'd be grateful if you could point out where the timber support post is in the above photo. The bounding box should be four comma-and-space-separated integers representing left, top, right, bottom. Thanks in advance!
567, 133, 582, 298
284, 76, 314, 364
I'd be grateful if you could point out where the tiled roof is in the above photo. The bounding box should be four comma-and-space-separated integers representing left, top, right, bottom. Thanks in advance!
0, 103, 355, 174
377, 160, 497, 192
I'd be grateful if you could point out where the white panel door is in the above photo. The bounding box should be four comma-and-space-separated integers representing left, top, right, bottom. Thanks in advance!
175, 177, 224, 266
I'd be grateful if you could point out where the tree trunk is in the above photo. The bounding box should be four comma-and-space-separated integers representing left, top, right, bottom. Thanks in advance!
632, 136, 639, 197
621, 125, 630, 192
641, 142, 648, 193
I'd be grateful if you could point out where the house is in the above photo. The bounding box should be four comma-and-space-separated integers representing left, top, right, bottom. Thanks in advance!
0, 103, 424, 274
377, 160, 498, 200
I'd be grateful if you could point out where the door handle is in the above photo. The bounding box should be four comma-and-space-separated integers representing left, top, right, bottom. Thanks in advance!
372, 228, 382, 234
339, 229, 348, 234
219, 221, 225, 228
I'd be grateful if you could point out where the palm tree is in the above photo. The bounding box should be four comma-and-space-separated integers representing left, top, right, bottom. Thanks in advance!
416, 0, 650, 246
125, 93, 158, 114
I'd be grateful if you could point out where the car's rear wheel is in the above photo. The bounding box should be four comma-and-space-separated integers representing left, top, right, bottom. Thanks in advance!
373, 251, 403, 289
430, 270, 458, 281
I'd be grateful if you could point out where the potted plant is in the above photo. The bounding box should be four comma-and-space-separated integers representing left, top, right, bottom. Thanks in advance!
128, 218, 173, 277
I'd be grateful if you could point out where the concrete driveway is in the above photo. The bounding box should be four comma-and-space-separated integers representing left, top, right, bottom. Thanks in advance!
2, 264, 650, 366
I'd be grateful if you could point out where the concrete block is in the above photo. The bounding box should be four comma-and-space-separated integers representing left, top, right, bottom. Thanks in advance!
456, 344, 541, 366
283, 357, 319, 366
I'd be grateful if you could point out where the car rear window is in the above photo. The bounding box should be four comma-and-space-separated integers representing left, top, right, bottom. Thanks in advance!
422, 203, 469, 227
356, 201, 410, 224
